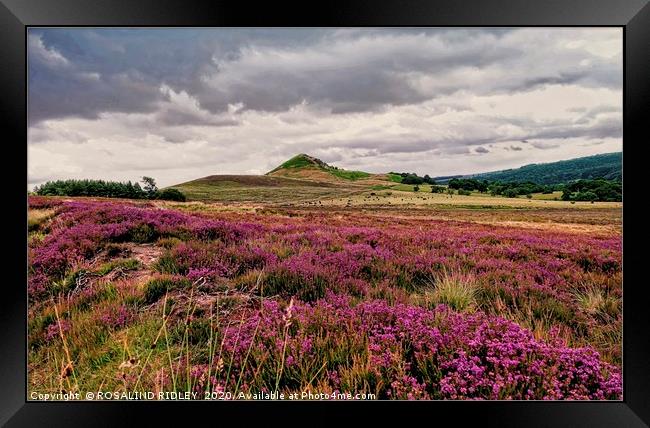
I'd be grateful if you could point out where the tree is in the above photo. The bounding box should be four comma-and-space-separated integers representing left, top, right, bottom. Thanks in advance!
503, 189, 518, 198
402, 173, 424, 185
156, 188, 187, 201
448, 178, 461, 189
142, 176, 158, 198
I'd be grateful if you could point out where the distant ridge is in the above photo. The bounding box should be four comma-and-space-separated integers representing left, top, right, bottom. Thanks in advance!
435, 152, 621, 185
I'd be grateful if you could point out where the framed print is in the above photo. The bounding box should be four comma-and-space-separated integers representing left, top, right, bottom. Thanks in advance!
2, 0, 649, 426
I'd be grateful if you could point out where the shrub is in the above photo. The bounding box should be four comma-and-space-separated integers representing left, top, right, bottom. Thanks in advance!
155, 188, 187, 202
431, 185, 445, 193
128, 223, 158, 243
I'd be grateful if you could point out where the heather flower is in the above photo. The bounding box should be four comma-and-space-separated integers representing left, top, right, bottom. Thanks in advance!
99, 305, 132, 329
27, 197, 622, 400
44, 319, 71, 342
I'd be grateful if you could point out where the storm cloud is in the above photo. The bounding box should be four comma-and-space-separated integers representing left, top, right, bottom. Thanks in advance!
28, 28, 622, 187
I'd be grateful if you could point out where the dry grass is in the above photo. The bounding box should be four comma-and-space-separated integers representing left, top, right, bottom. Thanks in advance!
573, 285, 620, 319
317, 189, 621, 210
416, 272, 479, 312
28, 208, 56, 231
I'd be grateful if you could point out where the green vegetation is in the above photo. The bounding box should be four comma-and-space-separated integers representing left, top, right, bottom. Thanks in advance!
270, 153, 324, 171
471, 152, 621, 185
34, 177, 186, 201
95, 258, 141, 276
445, 177, 620, 202
424, 273, 479, 312
488, 181, 558, 198
390, 172, 437, 185
142, 276, 191, 304
561, 179, 621, 202
447, 177, 555, 198
371, 184, 393, 191
169, 175, 348, 203
155, 188, 187, 201
449, 178, 489, 192
268, 153, 371, 181
387, 173, 404, 183
329, 169, 371, 180
35, 179, 148, 199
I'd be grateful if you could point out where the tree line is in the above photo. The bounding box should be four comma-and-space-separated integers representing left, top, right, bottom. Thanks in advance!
444, 177, 620, 201
33, 177, 186, 201
390, 172, 438, 185
561, 179, 621, 202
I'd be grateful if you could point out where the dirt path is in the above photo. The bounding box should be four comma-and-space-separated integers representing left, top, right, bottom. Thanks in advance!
125, 243, 163, 284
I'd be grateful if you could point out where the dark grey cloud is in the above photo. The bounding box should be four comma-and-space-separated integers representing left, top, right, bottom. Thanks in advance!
29, 28, 621, 126
527, 117, 622, 141
154, 109, 239, 128
475, 146, 489, 153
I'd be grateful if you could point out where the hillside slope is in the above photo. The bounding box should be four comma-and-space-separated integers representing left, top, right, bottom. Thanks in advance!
450, 152, 621, 185
168, 174, 353, 203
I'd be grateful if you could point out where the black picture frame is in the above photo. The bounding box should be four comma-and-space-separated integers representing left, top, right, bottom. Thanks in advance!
3, 1, 649, 426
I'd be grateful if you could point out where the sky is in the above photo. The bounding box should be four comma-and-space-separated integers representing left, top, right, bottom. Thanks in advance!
27, 28, 622, 188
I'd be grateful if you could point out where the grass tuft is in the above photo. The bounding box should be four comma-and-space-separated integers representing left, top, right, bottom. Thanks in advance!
424, 272, 479, 312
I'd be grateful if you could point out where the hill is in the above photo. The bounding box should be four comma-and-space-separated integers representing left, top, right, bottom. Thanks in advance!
167, 174, 353, 203
267, 153, 375, 182
437, 152, 621, 185
168, 151, 621, 204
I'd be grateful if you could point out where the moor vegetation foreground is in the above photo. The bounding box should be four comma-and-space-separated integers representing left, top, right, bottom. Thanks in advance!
28, 196, 622, 400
